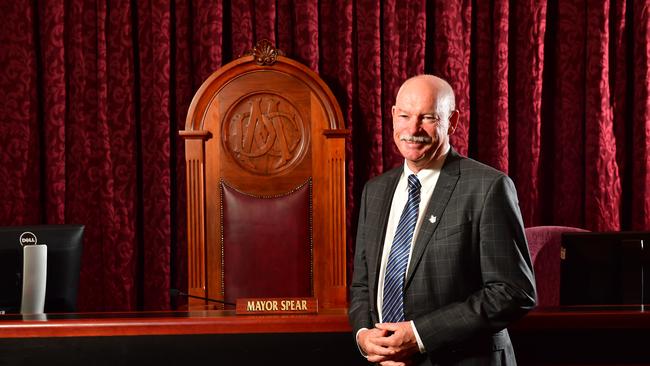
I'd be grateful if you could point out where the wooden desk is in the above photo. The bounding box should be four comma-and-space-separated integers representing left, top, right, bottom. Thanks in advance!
0, 309, 363, 366
0, 308, 352, 338
2, 307, 650, 365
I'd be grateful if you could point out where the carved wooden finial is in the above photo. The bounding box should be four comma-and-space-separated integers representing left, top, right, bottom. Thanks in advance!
244, 39, 283, 65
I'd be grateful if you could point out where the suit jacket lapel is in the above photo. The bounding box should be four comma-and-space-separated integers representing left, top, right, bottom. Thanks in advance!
368, 168, 402, 292
405, 149, 462, 287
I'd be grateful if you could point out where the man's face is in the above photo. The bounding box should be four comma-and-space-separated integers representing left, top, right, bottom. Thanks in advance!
392, 79, 457, 172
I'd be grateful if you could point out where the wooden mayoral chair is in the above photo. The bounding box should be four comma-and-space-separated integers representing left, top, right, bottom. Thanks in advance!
180, 40, 348, 311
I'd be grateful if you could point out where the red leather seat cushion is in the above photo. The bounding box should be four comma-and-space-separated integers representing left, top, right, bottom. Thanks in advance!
221, 182, 312, 302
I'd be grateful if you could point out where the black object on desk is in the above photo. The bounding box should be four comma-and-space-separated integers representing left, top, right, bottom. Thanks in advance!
0, 224, 84, 313
560, 231, 650, 305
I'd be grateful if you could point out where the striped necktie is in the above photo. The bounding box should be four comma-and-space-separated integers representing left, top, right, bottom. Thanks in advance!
382, 174, 421, 323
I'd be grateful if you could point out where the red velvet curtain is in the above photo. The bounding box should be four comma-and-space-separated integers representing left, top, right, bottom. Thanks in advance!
0, 0, 648, 311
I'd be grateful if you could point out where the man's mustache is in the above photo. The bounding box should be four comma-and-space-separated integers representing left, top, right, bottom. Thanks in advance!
400, 135, 432, 143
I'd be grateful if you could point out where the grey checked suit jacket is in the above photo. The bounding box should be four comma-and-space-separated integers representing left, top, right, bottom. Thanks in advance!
349, 148, 537, 366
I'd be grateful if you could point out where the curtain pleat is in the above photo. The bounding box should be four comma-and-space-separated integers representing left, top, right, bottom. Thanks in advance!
137, 0, 172, 310
253, 0, 276, 43
103, 0, 138, 311
552, 0, 586, 228
68, 0, 128, 311
475, 0, 509, 173
192, 0, 223, 88
632, 1, 650, 230
231, 0, 254, 58
297, 0, 320, 71
0, 0, 648, 311
0, 1, 39, 225
355, 0, 385, 178
39, 1, 67, 224
511, 0, 546, 226
585, 0, 621, 231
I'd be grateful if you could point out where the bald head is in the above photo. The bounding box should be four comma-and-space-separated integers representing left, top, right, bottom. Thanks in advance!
395, 74, 456, 120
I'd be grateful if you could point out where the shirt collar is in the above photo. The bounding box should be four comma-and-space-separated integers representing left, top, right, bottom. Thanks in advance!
401, 145, 450, 183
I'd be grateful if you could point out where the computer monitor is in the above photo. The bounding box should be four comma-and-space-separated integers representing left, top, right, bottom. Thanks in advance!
560, 231, 650, 305
0, 225, 84, 314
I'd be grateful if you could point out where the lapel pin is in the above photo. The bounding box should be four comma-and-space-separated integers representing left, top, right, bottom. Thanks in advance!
429, 215, 436, 223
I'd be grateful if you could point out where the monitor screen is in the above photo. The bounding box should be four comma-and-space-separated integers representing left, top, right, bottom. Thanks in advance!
560, 231, 650, 305
0, 225, 84, 314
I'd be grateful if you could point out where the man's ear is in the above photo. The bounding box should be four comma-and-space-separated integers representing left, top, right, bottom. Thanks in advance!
447, 110, 460, 135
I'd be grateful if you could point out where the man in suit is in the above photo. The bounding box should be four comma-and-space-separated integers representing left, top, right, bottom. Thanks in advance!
349, 74, 536, 366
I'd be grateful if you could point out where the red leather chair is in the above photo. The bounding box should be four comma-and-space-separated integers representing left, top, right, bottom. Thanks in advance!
525, 225, 589, 307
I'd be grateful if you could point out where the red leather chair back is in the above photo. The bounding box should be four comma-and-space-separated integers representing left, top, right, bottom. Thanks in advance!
525, 225, 589, 307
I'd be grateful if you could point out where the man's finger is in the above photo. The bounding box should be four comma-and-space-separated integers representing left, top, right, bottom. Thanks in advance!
379, 361, 406, 366
375, 322, 399, 332
365, 341, 396, 357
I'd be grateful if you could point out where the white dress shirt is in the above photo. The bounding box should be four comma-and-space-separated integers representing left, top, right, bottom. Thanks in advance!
378, 149, 447, 352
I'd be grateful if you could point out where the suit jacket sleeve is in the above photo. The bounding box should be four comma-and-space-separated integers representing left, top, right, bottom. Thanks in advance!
413, 174, 536, 352
348, 183, 374, 335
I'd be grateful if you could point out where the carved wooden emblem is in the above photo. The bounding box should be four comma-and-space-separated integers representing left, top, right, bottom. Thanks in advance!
223, 93, 307, 175
244, 39, 283, 65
